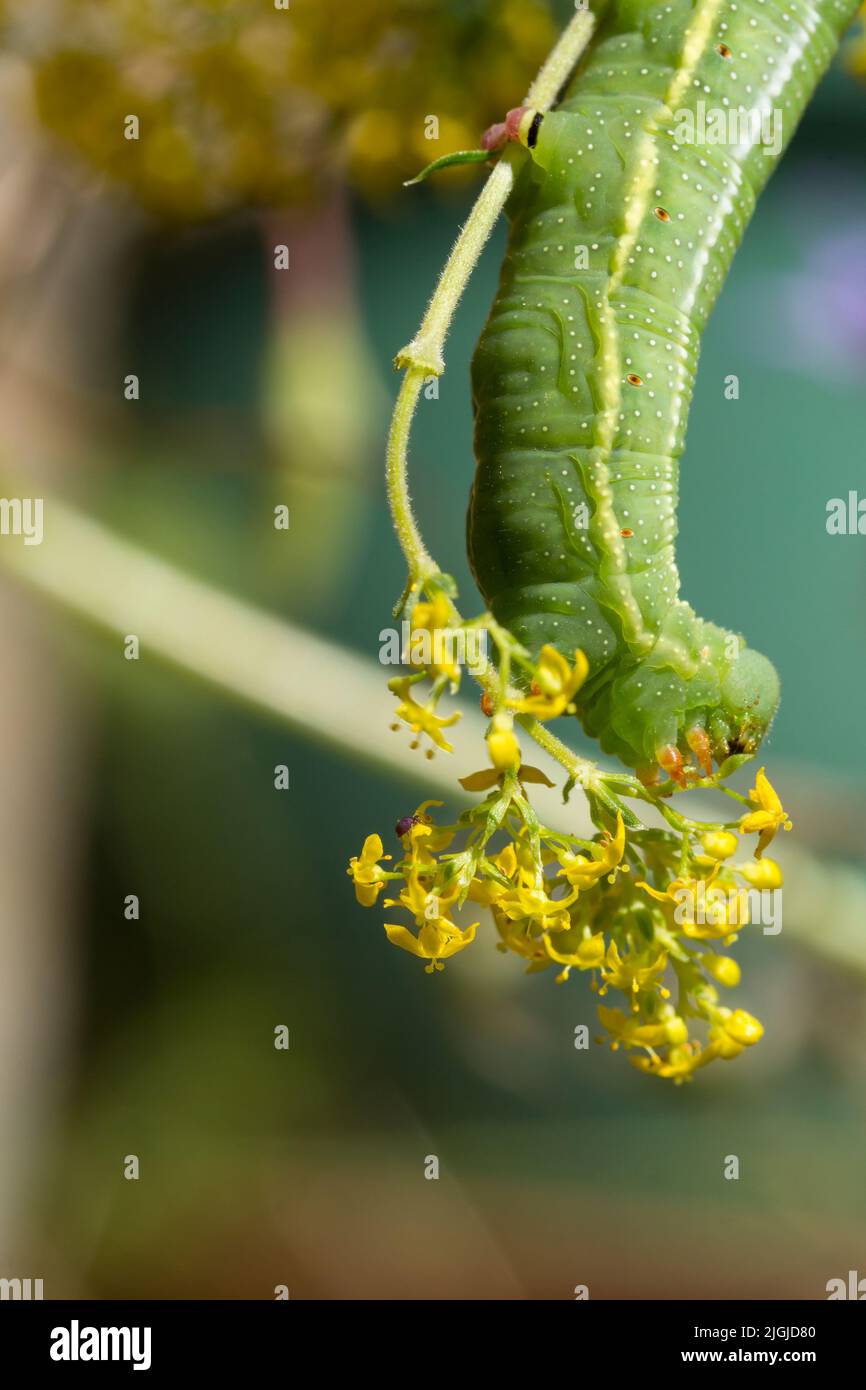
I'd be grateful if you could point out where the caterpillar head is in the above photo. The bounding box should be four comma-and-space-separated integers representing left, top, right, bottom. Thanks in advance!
713, 646, 781, 759
661, 644, 783, 789
582, 619, 781, 788
646, 647, 780, 788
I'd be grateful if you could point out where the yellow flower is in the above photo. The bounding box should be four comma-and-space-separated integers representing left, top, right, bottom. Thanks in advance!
543, 928, 606, 981
347, 833, 391, 906
408, 592, 460, 683
402, 815, 455, 868
467, 877, 507, 908
600, 940, 669, 1003
496, 880, 576, 936
723, 1007, 764, 1045
736, 857, 783, 889
384, 870, 459, 926
739, 767, 792, 858
637, 866, 748, 941
682, 890, 750, 941
383, 866, 476, 972
487, 711, 521, 772
597, 1004, 688, 1050
457, 712, 545, 792
557, 813, 625, 888
701, 830, 739, 861
508, 646, 589, 720
638, 867, 715, 908
490, 907, 552, 970
384, 918, 478, 973
389, 676, 461, 753
466, 843, 524, 906
630, 1043, 707, 1082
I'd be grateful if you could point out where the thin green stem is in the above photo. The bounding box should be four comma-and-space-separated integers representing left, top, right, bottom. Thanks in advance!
394, 7, 594, 378
385, 369, 435, 587
514, 712, 599, 787
395, 152, 522, 378
386, 7, 594, 583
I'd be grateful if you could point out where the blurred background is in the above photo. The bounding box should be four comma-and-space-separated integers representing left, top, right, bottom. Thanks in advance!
0, 0, 865, 1300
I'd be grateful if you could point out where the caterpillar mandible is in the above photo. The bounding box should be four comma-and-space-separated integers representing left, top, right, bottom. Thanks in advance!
468, 0, 858, 783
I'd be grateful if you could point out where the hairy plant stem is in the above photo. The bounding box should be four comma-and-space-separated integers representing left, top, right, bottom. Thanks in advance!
385, 8, 601, 788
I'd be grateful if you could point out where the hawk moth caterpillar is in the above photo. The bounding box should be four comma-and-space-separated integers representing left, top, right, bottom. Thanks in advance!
468, 0, 858, 781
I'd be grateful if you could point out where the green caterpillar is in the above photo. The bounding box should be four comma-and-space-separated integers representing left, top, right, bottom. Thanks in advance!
468, 0, 858, 782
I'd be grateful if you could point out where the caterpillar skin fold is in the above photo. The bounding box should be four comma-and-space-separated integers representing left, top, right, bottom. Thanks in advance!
468, 0, 858, 781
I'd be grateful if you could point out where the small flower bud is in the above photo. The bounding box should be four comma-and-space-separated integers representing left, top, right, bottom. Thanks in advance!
487, 712, 521, 772
701, 954, 741, 988
724, 1007, 764, 1046
664, 1016, 689, 1045
737, 857, 783, 889
710, 1030, 743, 1060
701, 830, 739, 860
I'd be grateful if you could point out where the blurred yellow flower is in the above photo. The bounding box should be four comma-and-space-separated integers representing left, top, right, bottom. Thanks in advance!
598, 1005, 688, 1050
9, 0, 560, 216
845, 3, 866, 79
630, 1043, 706, 1082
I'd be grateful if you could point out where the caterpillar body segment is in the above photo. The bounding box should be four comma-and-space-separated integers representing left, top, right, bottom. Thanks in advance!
468, 0, 857, 773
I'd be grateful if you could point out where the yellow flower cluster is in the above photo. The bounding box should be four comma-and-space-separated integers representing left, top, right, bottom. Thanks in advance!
348, 745, 790, 1083
362, 575, 794, 1084
387, 582, 591, 761
4, 0, 558, 215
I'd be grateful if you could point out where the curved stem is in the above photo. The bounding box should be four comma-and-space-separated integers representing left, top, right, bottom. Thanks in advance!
385, 8, 597, 773
396, 151, 522, 377
385, 369, 435, 585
